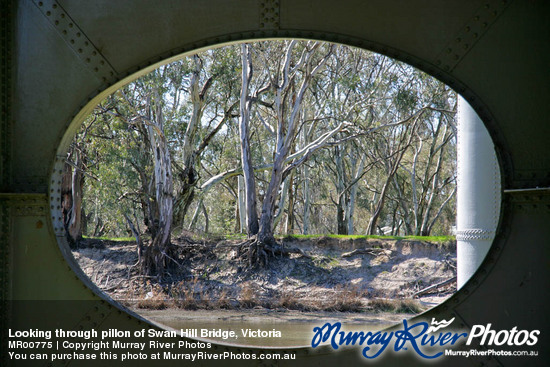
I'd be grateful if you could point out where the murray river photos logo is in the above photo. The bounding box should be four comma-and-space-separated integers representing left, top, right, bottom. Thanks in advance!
310, 318, 540, 360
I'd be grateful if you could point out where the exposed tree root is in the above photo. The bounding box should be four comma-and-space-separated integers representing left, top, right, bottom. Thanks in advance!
237, 237, 311, 268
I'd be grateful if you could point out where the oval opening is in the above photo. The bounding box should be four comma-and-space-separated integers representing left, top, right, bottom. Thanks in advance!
54, 39, 500, 347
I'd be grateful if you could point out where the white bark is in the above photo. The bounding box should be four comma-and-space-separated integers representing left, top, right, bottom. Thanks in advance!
188, 197, 203, 231
237, 175, 246, 233
420, 123, 448, 235
257, 43, 336, 243
146, 101, 173, 249
239, 44, 260, 236
302, 164, 311, 235
346, 152, 365, 235
181, 55, 205, 162
272, 176, 290, 230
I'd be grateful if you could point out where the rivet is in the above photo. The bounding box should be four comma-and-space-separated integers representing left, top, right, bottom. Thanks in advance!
52, 4, 58, 9
76, 32, 81, 37
46, 11, 51, 16
69, 23, 73, 28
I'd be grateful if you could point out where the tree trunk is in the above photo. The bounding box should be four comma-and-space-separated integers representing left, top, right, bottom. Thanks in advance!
61, 149, 84, 246
420, 123, 449, 236
201, 201, 209, 233
141, 97, 174, 276
346, 152, 365, 235
302, 164, 311, 235
392, 175, 413, 234
237, 175, 246, 233
366, 175, 392, 235
257, 153, 286, 244
188, 198, 203, 231
286, 173, 295, 234
173, 55, 211, 228
272, 175, 290, 231
335, 146, 348, 235
239, 44, 260, 236
367, 118, 419, 235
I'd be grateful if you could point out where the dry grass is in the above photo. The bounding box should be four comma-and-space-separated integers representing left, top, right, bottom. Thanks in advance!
274, 291, 316, 311
322, 285, 366, 312
238, 283, 258, 308
118, 279, 424, 315
276, 291, 301, 310
136, 296, 169, 310
120, 280, 170, 310
369, 298, 424, 314
215, 290, 232, 309
393, 298, 425, 313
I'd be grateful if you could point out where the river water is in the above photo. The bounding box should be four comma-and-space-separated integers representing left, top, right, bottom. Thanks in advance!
137, 309, 411, 347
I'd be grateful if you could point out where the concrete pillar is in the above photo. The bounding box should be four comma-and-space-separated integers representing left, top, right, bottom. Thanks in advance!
456, 95, 501, 289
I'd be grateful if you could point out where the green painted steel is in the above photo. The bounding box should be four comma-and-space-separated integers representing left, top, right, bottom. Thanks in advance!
1, 1, 549, 366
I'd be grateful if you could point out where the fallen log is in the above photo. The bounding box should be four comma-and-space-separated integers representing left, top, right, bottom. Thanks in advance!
341, 248, 392, 258
413, 276, 457, 298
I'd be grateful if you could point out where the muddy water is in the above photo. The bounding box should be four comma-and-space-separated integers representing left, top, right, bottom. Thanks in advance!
136, 308, 414, 347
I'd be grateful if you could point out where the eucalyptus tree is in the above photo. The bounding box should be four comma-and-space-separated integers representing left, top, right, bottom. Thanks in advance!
171, 50, 240, 229
98, 74, 176, 276
73, 39, 459, 274
359, 66, 457, 236
76, 50, 241, 275
237, 40, 364, 265
61, 119, 91, 245
392, 84, 457, 236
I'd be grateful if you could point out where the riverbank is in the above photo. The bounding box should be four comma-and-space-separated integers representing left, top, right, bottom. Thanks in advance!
72, 235, 456, 316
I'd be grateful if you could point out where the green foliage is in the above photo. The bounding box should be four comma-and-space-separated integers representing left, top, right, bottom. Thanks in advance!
75, 40, 457, 240
282, 233, 454, 243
